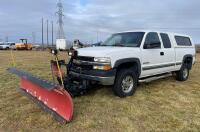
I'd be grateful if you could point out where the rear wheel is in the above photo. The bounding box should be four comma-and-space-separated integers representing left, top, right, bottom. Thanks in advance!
113, 68, 138, 97
176, 65, 189, 81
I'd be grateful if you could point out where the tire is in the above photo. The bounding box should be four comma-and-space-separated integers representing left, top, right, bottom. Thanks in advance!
176, 65, 189, 81
113, 68, 138, 97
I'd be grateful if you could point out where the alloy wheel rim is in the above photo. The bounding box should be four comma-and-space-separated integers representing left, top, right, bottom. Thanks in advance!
183, 68, 188, 79
121, 75, 134, 93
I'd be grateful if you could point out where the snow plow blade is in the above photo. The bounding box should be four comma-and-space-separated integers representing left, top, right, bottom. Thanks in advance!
8, 68, 73, 123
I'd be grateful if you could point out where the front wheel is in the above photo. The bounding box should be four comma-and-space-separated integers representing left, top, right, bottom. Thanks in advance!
113, 68, 138, 97
176, 65, 189, 81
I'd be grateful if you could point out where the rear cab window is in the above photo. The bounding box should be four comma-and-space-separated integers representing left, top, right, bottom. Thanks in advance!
160, 33, 172, 48
175, 36, 192, 46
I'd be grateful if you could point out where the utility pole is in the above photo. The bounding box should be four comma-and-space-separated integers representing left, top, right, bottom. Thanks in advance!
42, 18, 44, 50
96, 31, 99, 42
5, 36, 8, 42
51, 21, 54, 46
32, 32, 36, 45
47, 19, 49, 46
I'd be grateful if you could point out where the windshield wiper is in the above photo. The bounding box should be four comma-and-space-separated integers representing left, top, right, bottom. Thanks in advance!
100, 44, 109, 46
114, 44, 125, 47
99, 44, 125, 47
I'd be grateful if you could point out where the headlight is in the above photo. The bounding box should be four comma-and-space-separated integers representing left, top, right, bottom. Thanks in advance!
94, 57, 111, 63
68, 51, 73, 56
49, 49, 58, 55
93, 57, 112, 70
68, 50, 78, 57
52, 50, 55, 54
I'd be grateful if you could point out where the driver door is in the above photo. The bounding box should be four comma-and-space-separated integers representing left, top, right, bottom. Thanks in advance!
141, 32, 165, 77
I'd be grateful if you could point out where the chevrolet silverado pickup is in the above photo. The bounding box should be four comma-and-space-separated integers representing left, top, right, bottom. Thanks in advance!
68, 31, 196, 97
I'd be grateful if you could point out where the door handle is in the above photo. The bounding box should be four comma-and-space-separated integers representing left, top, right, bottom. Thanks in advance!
160, 52, 164, 56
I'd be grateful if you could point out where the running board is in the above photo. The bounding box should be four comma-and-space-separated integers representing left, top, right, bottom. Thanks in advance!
139, 73, 172, 83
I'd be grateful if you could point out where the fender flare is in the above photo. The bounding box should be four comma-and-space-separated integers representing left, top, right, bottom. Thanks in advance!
114, 58, 141, 76
182, 54, 193, 69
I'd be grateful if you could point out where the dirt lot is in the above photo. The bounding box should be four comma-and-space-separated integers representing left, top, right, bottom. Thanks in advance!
0, 51, 200, 132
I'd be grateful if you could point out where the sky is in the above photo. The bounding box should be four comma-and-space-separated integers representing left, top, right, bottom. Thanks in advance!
0, 0, 200, 44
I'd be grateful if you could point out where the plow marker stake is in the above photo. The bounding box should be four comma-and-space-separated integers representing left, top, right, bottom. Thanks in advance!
8, 68, 73, 123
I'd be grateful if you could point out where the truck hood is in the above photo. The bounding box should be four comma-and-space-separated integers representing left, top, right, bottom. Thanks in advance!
77, 46, 140, 57
77, 46, 141, 67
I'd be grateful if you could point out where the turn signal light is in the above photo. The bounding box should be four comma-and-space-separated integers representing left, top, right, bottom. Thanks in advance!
93, 65, 112, 71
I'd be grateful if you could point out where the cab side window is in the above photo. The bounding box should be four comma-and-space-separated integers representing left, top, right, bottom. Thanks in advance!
144, 32, 161, 49
160, 33, 171, 48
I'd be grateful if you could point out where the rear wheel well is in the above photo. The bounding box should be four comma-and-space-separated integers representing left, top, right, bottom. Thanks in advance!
183, 56, 193, 70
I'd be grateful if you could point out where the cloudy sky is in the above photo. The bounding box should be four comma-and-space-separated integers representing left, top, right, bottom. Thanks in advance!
0, 0, 200, 44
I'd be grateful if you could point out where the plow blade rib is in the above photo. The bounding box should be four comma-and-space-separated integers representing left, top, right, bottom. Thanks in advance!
8, 68, 73, 123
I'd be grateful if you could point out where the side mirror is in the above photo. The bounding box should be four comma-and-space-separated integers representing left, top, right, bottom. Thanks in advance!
144, 41, 161, 49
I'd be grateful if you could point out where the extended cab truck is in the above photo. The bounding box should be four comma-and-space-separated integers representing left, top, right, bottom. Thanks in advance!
68, 31, 196, 97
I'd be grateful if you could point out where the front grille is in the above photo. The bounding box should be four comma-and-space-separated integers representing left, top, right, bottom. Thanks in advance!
73, 64, 93, 71
72, 56, 94, 71
76, 56, 94, 62
73, 56, 94, 71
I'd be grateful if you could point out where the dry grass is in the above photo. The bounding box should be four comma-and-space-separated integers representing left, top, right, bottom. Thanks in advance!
196, 45, 200, 53
0, 51, 200, 132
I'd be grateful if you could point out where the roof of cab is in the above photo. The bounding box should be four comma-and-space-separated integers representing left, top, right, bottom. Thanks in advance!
115, 30, 191, 38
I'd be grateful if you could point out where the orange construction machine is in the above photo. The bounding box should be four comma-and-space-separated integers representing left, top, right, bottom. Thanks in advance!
15, 39, 33, 50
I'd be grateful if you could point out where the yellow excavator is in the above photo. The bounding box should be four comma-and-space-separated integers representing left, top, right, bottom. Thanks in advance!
15, 39, 33, 50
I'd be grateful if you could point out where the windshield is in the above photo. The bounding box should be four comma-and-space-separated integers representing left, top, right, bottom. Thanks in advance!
101, 32, 145, 47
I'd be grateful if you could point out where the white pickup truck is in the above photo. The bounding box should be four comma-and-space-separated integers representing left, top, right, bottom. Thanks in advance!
68, 31, 196, 97
0, 42, 15, 50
